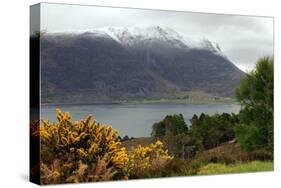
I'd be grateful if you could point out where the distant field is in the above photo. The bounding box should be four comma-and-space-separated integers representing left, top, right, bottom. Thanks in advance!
198, 161, 273, 175
118, 97, 236, 105
115, 91, 237, 105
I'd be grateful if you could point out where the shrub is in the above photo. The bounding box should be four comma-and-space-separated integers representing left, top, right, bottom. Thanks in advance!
160, 158, 189, 177
32, 110, 175, 183
126, 140, 173, 178
34, 109, 129, 184
30, 120, 40, 180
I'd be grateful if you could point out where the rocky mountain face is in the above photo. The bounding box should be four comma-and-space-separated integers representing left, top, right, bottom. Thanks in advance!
40, 26, 244, 103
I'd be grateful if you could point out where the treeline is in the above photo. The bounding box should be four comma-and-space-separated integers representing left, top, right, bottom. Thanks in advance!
151, 57, 274, 158
151, 112, 238, 157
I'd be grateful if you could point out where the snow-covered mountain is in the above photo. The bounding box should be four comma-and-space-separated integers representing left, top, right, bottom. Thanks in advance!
53, 26, 223, 55
40, 26, 244, 104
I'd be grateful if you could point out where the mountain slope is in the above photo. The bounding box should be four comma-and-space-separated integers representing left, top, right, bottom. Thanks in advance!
40, 26, 244, 104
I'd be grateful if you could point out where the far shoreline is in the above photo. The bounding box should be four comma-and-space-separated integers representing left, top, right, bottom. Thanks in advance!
41, 97, 239, 107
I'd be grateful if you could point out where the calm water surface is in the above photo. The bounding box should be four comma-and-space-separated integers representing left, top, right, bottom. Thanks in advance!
41, 103, 240, 137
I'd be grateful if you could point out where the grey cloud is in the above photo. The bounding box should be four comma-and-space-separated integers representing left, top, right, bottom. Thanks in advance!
40, 3, 274, 72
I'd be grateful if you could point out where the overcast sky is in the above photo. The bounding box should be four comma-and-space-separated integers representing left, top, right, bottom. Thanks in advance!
40, 3, 274, 72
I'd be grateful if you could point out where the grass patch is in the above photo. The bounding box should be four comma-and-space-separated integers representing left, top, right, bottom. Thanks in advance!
197, 161, 273, 175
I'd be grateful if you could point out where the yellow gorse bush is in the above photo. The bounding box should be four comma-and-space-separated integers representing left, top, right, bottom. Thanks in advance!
126, 140, 173, 178
36, 109, 128, 184
32, 109, 173, 183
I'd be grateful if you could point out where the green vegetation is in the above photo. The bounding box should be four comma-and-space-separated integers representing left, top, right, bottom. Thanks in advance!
147, 56, 274, 177
197, 161, 273, 175
122, 139, 273, 178
33, 57, 273, 184
151, 112, 238, 157
151, 114, 188, 137
151, 114, 190, 156
235, 57, 274, 152
187, 113, 238, 150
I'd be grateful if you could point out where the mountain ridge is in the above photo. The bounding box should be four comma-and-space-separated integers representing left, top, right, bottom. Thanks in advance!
46, 25, 224, 54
